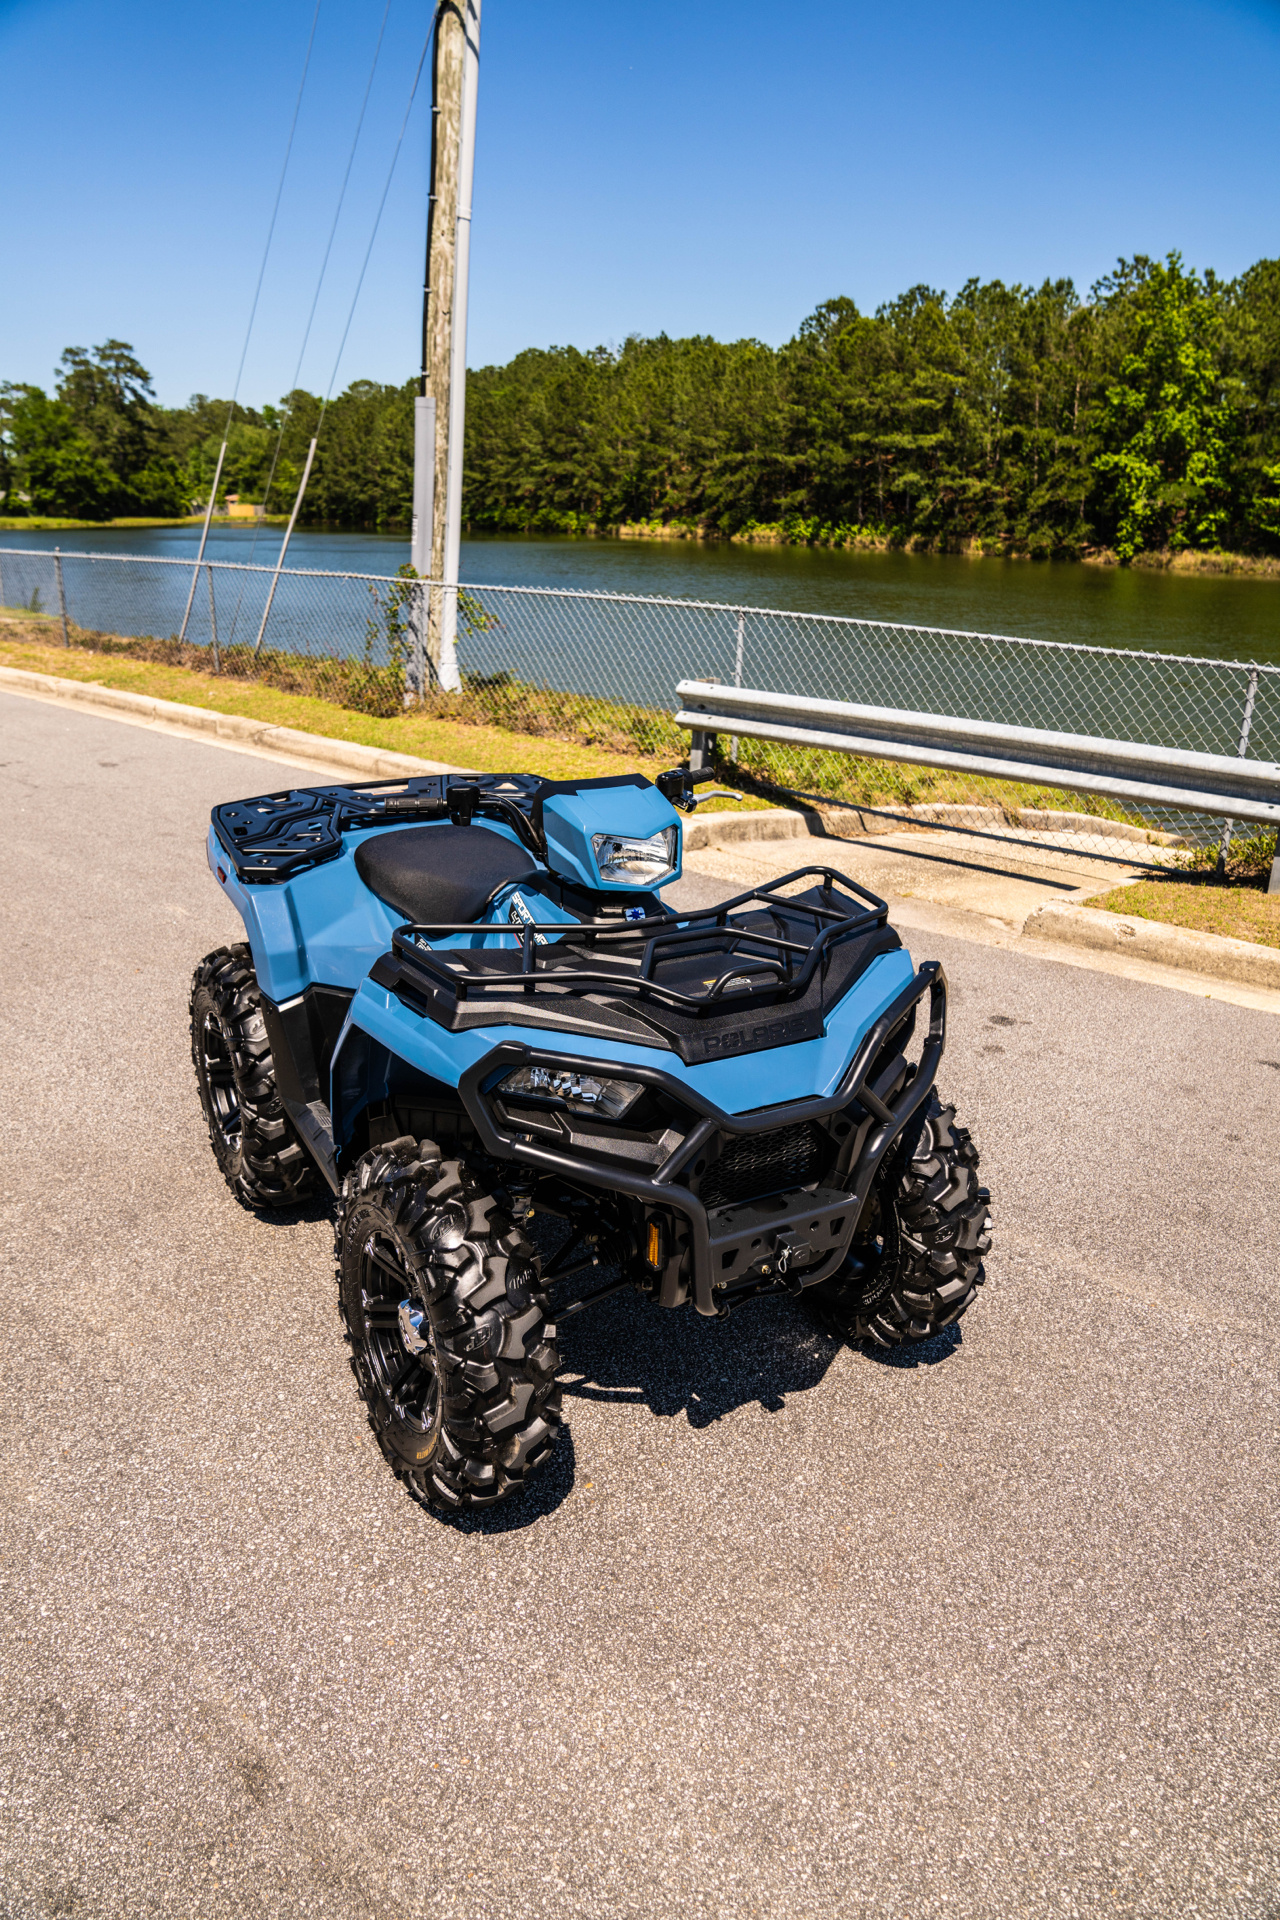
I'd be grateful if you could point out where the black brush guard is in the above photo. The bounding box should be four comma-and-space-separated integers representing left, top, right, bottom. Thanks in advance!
459, 961, 947, 1317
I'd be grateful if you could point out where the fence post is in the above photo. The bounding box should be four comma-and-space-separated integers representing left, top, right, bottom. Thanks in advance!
1216, 667, 1259, 872
206, 564, 220, 674
405, 579, 428, 705
53, 547, 69, 646
729, 609, 745, 766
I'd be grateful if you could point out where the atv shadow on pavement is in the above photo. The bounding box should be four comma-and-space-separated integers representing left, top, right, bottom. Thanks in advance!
554, 1285, 842, 1428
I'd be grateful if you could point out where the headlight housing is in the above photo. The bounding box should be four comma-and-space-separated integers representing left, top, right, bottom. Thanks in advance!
591, 826, 678, 887
497, 1064, 644, 1121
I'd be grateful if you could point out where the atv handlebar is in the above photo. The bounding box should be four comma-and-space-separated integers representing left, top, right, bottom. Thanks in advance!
458, 961, 947, 1317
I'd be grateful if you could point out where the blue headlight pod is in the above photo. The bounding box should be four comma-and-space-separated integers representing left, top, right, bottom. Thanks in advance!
541, 783, 682, 891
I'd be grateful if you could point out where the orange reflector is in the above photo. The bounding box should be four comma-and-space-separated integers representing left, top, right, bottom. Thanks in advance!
647, 1221, 662, 1267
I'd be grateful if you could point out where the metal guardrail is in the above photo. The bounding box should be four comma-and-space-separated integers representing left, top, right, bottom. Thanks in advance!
675, 682, 1280, 830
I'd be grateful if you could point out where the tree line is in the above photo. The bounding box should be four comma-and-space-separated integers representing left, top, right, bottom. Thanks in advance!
3, 252, 1278, 559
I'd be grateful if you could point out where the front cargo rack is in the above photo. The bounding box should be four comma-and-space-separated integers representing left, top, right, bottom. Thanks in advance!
375, 867, 891, 1021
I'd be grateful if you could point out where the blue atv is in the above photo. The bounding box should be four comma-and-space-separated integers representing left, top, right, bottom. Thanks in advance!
191, 769, 991, 1510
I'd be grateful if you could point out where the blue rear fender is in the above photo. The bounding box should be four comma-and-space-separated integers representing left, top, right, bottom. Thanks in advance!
206, 818, 562, 998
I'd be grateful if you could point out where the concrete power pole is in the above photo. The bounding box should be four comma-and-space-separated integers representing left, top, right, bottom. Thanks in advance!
412, 0, 480, 696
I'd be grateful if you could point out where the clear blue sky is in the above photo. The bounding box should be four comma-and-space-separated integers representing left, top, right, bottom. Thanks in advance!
2, 0, 1278, 410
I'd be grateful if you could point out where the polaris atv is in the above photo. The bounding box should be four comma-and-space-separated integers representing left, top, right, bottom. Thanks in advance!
191, 769, 991, 1510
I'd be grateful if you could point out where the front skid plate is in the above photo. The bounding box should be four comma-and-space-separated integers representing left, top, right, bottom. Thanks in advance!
707, 1184, 860, 1287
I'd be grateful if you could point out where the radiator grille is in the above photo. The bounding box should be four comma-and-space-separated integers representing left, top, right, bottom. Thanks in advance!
699, 1122, 832, 1211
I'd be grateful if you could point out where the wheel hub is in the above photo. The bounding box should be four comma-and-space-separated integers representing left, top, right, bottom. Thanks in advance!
398, 1298, 428, 1354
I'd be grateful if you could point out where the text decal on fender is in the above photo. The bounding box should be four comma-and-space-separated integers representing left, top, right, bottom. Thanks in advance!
687, 1009, 823, 1061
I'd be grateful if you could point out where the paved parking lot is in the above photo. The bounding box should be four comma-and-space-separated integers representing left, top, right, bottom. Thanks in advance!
2, 688, 1278, 1919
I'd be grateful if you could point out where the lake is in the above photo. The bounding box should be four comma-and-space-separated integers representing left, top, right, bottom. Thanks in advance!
1, 522, 1277, 666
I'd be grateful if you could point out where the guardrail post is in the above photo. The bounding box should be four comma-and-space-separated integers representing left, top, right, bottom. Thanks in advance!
1216, 667, 1259, 873
688, 727, 715, 774
53, 547, 69, 646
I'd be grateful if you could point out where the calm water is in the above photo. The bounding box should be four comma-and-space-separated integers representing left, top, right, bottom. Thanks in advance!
2, 522, 1278, 665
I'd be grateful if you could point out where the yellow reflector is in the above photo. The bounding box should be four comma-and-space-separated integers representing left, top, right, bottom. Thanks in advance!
647, 1221, 662, 1267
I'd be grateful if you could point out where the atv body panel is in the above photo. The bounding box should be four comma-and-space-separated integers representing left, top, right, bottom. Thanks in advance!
205, 771, 948, 1317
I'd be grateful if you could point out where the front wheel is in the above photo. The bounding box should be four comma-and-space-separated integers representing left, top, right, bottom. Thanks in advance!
335, 1141, 562, 1509
807, 1093, 992, 1347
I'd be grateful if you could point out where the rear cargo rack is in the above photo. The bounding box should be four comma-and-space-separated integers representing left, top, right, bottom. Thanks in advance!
379, 867, 889, 1020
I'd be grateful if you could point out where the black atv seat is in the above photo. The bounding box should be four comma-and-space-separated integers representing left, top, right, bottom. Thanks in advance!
354, 822, 538, 925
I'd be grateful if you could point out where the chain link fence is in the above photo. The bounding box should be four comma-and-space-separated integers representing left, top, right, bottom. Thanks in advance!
2, 544, 1277, 866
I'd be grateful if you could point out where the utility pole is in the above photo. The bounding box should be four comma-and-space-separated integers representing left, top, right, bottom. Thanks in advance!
413, 0, 480, 696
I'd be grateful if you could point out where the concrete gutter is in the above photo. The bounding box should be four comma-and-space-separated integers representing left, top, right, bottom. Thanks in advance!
7, 665, 1272, 989
1024, 900, 1280, 991
0, 666, 817, 846
0, 665, 471, 779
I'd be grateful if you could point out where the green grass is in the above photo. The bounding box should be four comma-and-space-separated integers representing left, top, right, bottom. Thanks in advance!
0, 515, 205, 531
0, 620, 776, 799
0, 605, 1201, 837
1094, 875, 1280, 948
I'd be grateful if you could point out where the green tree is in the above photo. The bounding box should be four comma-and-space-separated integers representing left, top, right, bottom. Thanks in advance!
1091, 254, 1232, 560
0, 383, 118, 518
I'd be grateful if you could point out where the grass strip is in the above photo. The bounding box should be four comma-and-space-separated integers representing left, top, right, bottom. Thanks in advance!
0, 621, 774, 802
1094, 878, 1280, 948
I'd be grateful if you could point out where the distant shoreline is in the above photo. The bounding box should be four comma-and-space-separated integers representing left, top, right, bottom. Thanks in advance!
3, 515, 1277, 579
0, 515, 292, 533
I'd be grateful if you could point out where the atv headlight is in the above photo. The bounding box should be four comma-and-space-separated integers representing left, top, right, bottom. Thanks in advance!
591, 827, 678, 887
497, 1064, 644, 1121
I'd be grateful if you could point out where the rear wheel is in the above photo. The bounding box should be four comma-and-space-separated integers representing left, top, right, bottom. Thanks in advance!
807, 1093, 991, 1347
335, 1140, 562, 1510
190, 944, 317, 1209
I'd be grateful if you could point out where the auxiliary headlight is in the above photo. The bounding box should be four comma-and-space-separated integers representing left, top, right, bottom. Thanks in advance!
497, 1064, 644, 1121
591, 827, 678, 886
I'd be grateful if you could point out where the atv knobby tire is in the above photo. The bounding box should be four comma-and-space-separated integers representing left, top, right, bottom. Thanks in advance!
808, 1092, 991, 1347
335, 1141, 562, 1510
190, 944, 318, 1209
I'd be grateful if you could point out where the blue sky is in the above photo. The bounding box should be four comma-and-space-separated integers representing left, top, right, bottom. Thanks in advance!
2, 0, 1278, 409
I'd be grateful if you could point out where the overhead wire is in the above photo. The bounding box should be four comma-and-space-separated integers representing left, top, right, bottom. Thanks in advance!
251, 0, 394, 546
177, 0, 323, 642
251, 7, 437, 652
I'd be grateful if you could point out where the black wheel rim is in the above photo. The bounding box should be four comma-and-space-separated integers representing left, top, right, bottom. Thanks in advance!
358, 1232, 440, 1436
199, 1009, 242, 1151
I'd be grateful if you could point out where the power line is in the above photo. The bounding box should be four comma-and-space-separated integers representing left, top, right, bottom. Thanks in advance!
179, 0, 322, 641
256, 0, 394, 527
253, 17, 436, 654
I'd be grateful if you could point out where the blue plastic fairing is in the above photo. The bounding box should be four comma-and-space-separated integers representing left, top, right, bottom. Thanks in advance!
542, 785, 682, 892
330, 944, 914, 1142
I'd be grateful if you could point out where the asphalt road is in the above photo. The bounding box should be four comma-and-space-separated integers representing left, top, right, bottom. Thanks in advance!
2, 689, 1279, 1920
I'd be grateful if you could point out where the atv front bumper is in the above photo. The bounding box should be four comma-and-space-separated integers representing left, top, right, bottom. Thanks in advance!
459, 962, 946, 1317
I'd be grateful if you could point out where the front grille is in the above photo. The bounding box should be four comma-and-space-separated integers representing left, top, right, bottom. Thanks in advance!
699, 1122, 832, 1211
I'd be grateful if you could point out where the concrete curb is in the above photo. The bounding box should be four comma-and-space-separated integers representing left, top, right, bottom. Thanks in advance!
1, 666, 817, 845
1023, 900, 1280, 990
684, 807, 809, 849
0, 665, 471, 780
